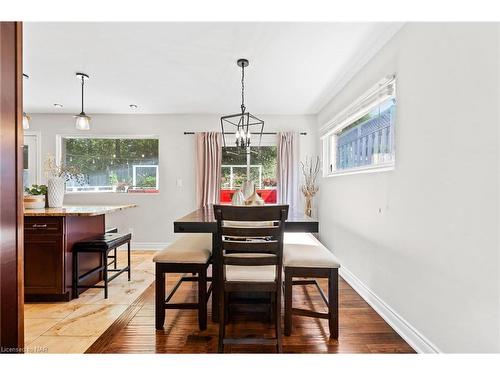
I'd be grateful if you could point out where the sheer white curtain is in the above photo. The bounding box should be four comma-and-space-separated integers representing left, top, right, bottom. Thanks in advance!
277, 132, 299, 212
195, 132, 222, 208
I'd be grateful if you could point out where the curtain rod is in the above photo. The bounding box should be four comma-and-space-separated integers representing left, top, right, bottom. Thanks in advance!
183, 131, 307, 135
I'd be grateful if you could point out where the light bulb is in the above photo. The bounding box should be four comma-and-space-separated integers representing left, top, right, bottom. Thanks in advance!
235, 129, 240, 145
22, 112, 30, 130
75, 115, 90, 130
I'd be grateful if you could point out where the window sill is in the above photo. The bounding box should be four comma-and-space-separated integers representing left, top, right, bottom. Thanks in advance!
325, 163, 395, 178
64, 190, 160, 195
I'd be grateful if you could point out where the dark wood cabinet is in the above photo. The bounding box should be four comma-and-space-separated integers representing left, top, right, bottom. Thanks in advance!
24, 215, 105, 302
24, 232, 64, 297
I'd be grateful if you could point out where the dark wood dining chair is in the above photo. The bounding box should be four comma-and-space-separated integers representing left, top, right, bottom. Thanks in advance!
213, 204, 289, 353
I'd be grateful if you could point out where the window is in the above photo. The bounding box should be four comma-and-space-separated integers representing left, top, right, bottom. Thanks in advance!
60, 136, 159, 193
220, 145, 277, 204
322, 75, 396, 176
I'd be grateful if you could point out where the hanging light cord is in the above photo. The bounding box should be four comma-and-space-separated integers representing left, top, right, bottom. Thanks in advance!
240, 63, 245, 114
81, 76, 85, 115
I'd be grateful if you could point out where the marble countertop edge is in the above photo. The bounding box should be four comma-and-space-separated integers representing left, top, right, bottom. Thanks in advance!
24, 204, 138, 217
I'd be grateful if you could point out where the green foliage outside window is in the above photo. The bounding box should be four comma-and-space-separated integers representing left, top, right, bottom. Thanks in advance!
221, 146, 277, 189
63, 138, 159, 192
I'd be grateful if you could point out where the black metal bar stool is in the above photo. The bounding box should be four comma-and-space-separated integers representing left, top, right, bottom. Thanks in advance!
73, 232, 132, 299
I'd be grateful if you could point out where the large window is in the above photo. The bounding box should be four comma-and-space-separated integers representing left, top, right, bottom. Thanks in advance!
60, 136, 159, 193
322, 75, 396, 176
220, 145, 277, 203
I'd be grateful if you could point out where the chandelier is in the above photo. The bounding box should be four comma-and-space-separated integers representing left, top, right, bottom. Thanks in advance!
220, 58, 264, 154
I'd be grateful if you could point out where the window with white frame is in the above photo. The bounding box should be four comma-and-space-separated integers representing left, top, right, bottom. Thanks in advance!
220, 134, 278, 204
321, 75, 396, 176
59, 136, 159, 193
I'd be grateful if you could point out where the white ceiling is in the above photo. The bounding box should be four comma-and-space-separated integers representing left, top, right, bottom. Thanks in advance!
23, 22, 403, 115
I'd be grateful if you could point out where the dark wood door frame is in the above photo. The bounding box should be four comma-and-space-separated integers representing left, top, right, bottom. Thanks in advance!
0, 21, 24, 352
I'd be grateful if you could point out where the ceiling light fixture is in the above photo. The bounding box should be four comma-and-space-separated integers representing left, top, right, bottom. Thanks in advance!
74, 73, 90, 130
23, 113, 31, 130
23, 74, 30, 130
220, 58, 264, 155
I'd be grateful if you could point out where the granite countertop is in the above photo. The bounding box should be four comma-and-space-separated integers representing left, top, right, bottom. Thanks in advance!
24, 204, 137, 217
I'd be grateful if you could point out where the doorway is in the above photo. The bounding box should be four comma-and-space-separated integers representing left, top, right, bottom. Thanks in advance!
23, 132, 41, 189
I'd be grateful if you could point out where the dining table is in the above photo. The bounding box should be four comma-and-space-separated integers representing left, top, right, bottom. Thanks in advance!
173, 205, 319, 322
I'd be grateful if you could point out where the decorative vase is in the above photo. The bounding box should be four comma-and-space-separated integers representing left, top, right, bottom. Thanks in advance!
24, 195, 46, 209
47, 177, 65, 208
241, 180, 255, 200
231, 189, 245, 206
304, 193, 314, 217
245, 191, 265, 206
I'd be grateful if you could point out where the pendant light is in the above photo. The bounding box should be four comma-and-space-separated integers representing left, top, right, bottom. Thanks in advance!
74, 72, 90, 130
23, 73, 30, 129
220, 58, 264, 154
23, 112, 31, 130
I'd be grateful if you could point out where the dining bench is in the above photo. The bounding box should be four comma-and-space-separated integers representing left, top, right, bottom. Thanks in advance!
283, 232, 341, 339
73, 232, 132, 299
154, 233, 213, 331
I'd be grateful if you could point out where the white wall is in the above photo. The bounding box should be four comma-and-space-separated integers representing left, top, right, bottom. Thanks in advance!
28, 113, 316, 247
316, 23, 499, 353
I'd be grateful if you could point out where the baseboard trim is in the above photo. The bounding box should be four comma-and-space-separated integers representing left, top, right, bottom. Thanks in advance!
117, 242, 169, 251
339, 266, 440, 353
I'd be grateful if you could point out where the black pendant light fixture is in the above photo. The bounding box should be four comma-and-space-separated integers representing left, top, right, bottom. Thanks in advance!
220, 58, 264, 154
75, 72, 90, 130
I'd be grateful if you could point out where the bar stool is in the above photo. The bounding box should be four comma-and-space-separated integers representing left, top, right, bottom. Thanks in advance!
73, 232, 132, 299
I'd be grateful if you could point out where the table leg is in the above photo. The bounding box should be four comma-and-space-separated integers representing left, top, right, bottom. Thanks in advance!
211, 233, 220, 323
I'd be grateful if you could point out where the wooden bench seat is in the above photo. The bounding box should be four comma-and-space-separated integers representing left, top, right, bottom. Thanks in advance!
283, 232, 340, 339
154, 233, 213, 331
73, 232, 132, 299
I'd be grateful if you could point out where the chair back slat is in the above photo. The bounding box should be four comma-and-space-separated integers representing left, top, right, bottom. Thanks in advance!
224, 255, 277, 266
221, 226, 279, 238
222, 240, 279, 253
214, 205, 288, 221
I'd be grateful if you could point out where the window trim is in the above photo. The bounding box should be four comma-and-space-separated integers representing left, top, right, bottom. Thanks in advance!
132, 164, 159, 190
56, 134, 160, 194
320, 75, 396, 177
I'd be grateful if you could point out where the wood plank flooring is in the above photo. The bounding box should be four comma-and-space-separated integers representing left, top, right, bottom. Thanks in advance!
87, 273, 415, 354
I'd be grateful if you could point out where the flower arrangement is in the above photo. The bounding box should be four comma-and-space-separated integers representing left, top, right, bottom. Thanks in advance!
300, 156, 320, 217
43, 154, 86, 208
43, 154, 86, 184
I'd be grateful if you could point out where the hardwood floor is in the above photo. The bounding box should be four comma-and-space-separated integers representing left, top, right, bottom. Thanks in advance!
87, 273, 415, 354
24, 251, 155, 353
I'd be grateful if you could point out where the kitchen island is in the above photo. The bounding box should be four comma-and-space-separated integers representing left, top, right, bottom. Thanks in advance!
24, 205, 136, 301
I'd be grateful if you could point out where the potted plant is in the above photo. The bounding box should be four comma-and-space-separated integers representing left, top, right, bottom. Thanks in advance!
109, 171, 119, 192
116, 179, 131, 193
44, 154, 85, 208
24, 184, 48, 209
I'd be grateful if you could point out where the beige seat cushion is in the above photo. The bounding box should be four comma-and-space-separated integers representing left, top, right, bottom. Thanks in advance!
284, 233, 340, 269
224, 253, 276, 282
153, 233, 212, 264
